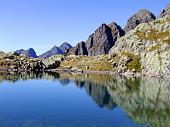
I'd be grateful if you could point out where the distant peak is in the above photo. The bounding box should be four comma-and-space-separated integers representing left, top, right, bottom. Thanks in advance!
51, 45, 58, 49
15, 48, 37, 58
28, 48, 35, 51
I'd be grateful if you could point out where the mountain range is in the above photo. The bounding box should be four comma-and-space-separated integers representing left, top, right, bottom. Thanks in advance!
16, 42, 72, 58
15, 4, 170, 59
1, 4, 170, 77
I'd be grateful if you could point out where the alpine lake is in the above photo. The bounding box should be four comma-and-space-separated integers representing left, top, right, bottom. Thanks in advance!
0, 71, 169, 127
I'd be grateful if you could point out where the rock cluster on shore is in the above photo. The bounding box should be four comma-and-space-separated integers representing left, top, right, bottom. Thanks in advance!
0, 52, 61, 72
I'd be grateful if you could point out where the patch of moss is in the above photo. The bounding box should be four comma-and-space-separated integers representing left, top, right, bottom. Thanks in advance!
60, 55, 112, 71
122, 52, 141, 72
136, 28, 170, 45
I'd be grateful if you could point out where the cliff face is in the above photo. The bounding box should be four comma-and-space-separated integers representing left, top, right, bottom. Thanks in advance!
66, 22, 124, 56
109, 16, 170, 76
86, 23, 124, 56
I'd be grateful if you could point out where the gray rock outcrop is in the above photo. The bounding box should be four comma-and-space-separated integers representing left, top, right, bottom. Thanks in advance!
109, 16, 170, 77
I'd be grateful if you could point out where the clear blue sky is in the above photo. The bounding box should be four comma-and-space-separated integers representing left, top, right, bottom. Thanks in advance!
0, 0, 169, 55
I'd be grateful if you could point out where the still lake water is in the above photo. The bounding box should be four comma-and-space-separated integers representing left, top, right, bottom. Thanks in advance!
0, 72, 169, 127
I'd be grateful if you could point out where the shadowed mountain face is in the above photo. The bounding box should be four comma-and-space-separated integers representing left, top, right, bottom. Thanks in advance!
1, 72, 170, 127
66, 22, 124, 56
16, 48, 37, 58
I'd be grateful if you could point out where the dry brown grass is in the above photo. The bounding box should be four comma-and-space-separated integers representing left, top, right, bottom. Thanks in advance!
60, 55, 112, 71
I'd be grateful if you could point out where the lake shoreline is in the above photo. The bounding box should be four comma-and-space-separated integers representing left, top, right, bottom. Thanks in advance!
46, 68, 166, 78
0, 67, 167, 79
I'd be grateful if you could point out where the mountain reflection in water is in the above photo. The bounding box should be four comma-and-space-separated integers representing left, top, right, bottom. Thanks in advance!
0, 72, 170, 127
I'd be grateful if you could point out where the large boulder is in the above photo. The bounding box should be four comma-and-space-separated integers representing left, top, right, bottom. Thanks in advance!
159, 4, 170, 18
42, 55, 62, 70
124, 9, 156, 33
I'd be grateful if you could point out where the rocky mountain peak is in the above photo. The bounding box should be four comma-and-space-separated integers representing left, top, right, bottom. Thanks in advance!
16, 48, 37, 58
86, 22, 124, 56
59, 42, 72, 53
27, 48, 37, 58
51, 45, 59, 50
38, 46, 63, 59
108, 22, 125, 37
109, 15, 170, 76
66, 22, 124, 56
124, 9, 156, 33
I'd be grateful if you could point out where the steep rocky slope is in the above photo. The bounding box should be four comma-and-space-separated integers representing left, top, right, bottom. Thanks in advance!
65, 41, 88, 56
66, 22, 124, 56
109, 16, 170, 76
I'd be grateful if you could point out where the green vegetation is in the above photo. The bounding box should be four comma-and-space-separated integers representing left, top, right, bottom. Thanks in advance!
136, 27, 170, 52
60, 55, 112, 71
136, 29, 169, 42
122, 52, 141, 72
